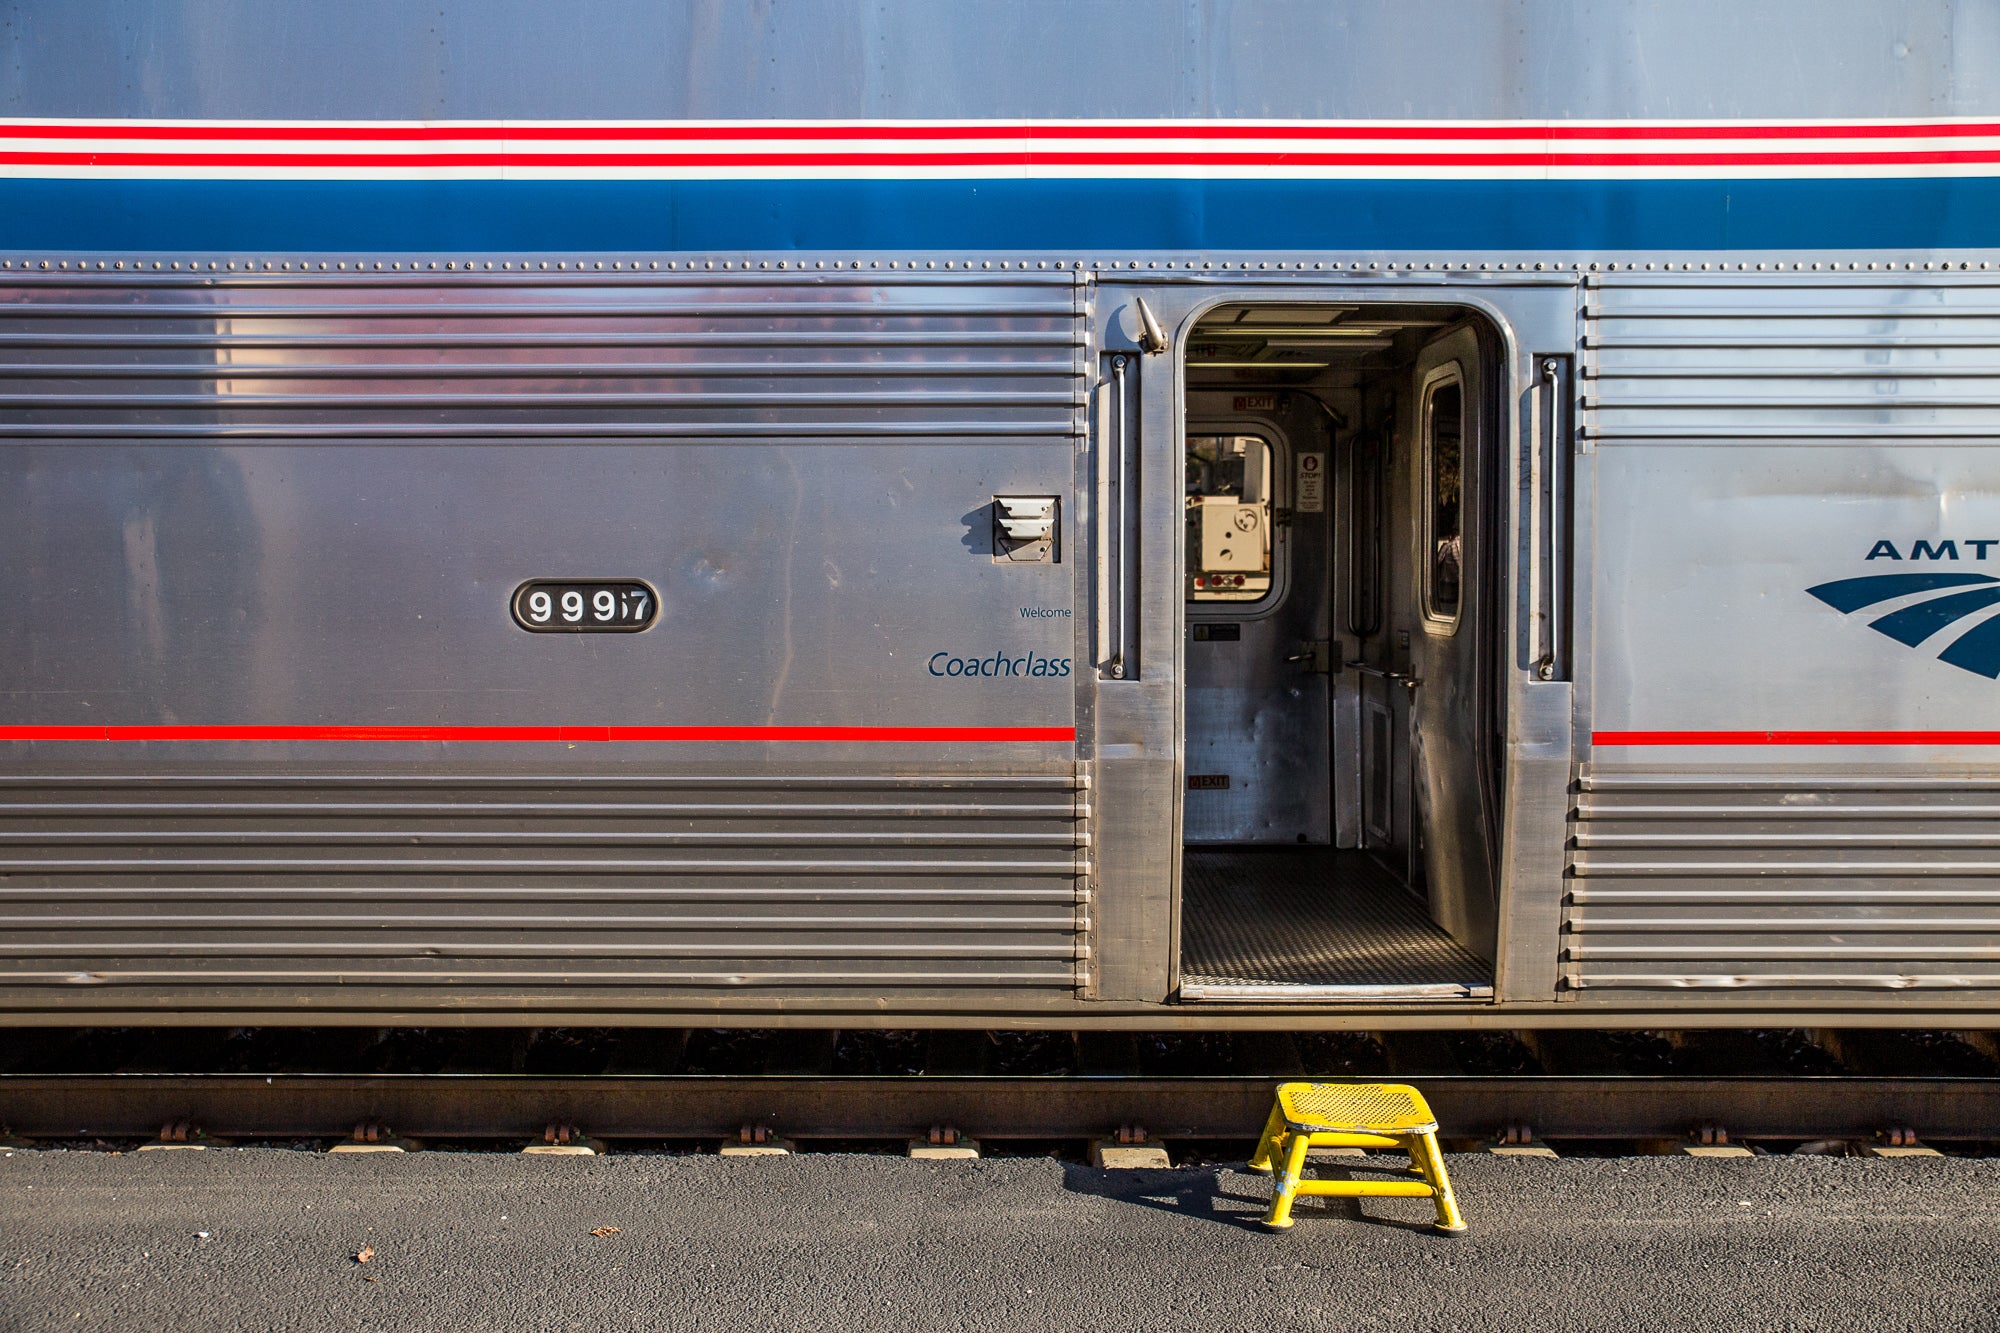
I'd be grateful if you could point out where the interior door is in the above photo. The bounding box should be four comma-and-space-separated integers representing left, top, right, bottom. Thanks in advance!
1182, 419, 1332, 845
1408, 325, 1499, 960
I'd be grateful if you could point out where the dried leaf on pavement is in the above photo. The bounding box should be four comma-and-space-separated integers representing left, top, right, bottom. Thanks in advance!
590, 1227, 622, 1237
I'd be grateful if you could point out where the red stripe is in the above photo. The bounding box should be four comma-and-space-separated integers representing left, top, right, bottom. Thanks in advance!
1594, 730, 2000, 746
7, 120, 2000, 143
9, 149, 2000, 169
0, 725, 1073, 744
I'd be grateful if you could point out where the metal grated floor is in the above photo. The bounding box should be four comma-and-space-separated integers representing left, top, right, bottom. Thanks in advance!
1180, 848, 1493, 989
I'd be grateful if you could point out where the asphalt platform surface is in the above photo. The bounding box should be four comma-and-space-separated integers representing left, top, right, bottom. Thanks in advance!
3, 1146, 1996, 1332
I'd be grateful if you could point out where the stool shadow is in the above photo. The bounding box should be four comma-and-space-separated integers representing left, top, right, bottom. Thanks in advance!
1059, 1164, 1269, 1230
1060, 1163, 1446, 1236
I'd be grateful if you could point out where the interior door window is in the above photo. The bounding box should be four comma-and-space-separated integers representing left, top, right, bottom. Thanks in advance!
1422, 376, 1463, 629
1185, 434, 1274, 602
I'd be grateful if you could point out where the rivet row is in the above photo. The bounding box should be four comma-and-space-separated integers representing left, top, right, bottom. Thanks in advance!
0, 256, 1992, 274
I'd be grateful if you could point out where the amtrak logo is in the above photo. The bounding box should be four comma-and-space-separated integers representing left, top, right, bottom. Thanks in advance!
1807, 573, 2000, 678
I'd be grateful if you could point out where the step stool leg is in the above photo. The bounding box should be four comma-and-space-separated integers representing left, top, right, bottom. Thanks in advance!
1246, 1102, 1287, 1174
1411, 1131, 1467, 1236
1399, 1134, 1426, 1175
1261, 1130, 1313, 1231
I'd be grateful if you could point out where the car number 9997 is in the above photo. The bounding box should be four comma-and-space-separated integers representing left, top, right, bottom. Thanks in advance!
511, 580, 656, 633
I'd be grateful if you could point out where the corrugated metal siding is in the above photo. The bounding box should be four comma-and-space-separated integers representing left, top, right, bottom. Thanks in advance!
0, 774, 1091, 1003
0, 268, 1082, 440
1567, 774, 2000, 993
1582, 269, 2000, 443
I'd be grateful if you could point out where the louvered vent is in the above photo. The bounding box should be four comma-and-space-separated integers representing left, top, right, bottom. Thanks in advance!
1584, 270, 2000, 444
0, 774, 1091, 1010
1567, 773, 2000, 994
0, 270, 1081, 441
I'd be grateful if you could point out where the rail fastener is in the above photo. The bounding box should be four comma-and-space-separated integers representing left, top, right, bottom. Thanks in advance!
1670, 1124, 1754, 1158
521, 1121, 606, 1156
908, 1125, 979, 1160
719, 1123, 794, 1157
138, 1119, 223, 1151
1090, 1123, 1171, 1169
1859, 1126, 1943, 1158
328, 1121, 417, 1154
1487, 1123, 1557, 1157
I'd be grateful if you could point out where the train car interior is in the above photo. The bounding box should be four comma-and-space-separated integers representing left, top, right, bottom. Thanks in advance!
1177, 302, 1504, 1001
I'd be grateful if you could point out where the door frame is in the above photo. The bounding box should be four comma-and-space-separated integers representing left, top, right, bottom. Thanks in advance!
1082, 276, 1578, 1008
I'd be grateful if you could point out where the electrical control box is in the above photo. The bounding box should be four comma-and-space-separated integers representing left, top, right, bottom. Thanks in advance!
1196, 497, 1266, 570
1186, 434, 1273, 600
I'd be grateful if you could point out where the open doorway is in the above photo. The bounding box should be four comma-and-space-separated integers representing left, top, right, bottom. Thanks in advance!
1177, 302, 1501, 1001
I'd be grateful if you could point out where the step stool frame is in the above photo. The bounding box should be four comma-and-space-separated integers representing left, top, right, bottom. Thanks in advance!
1248, 1082, 1467, 1235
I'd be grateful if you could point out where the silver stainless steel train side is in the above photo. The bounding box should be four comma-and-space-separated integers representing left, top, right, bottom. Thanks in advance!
2, 0, 1998, 1029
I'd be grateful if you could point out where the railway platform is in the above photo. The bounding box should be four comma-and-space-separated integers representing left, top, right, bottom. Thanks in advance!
5, 1144, 1997, 1332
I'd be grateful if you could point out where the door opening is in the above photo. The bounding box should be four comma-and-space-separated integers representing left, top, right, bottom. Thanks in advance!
1177, 302, 1501, 1001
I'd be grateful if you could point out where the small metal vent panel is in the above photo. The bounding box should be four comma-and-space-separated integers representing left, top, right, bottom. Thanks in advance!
1567, 773, 2000, 996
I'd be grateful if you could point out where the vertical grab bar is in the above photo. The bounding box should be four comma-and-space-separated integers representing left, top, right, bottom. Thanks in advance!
1534, 355, 1573, 681
1095, 358, 1115, 680
1108, 354, 1130, 679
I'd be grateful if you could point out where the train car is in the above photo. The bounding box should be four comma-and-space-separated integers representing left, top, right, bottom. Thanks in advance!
2, 0, 1998, 1031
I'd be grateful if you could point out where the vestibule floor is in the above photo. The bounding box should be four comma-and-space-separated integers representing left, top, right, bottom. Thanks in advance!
1180, 847, 1492, 989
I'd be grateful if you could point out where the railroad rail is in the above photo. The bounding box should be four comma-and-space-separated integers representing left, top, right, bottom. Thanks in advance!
3, 1073, 1997, 1147
5, 1028, 1996, 1150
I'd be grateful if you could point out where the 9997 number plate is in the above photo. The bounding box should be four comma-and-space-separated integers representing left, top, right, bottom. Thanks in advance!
511, 580, 656, 633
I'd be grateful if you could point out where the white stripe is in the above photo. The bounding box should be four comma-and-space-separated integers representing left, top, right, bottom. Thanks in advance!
8, 131, 2000, 149
3, 119, 1999, 181
10, 135, 2000, 154
7, 115, 2000, 129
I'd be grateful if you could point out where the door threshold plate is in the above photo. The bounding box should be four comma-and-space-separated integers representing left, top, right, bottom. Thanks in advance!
1178, 980, 1495, 1003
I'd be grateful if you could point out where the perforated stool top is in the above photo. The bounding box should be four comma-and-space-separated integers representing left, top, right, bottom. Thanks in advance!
1276, 1082, 1439, 1136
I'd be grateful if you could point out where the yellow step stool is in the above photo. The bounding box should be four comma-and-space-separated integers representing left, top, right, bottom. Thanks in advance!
1248, 1082, 1466, 1234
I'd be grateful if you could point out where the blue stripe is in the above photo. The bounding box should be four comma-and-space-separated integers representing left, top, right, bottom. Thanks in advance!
7, 177, 2000, 253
